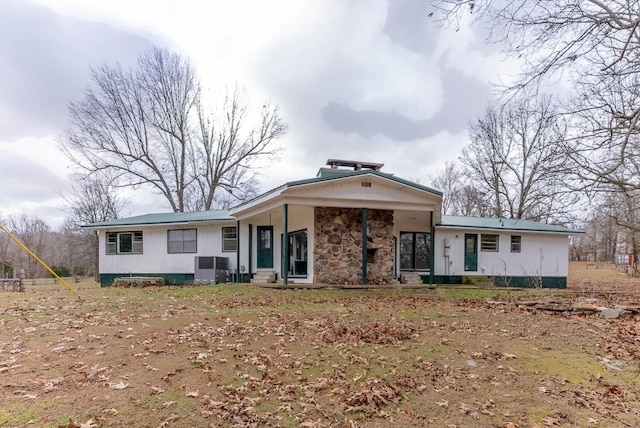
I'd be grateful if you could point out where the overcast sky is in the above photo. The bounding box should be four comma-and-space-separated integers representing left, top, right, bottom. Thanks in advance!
0, 0, 509, 228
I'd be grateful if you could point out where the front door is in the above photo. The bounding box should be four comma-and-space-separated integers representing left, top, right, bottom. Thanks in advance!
464, 234, 477, 271
257, 226, 273, 269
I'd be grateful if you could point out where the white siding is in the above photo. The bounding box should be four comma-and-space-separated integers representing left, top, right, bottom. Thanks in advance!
434, 228, 569, 278
98, 223, 237, 274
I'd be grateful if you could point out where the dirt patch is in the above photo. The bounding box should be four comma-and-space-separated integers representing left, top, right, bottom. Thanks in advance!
1, 268, 640, 427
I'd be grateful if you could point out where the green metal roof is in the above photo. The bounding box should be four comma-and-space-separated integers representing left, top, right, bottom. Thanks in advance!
438, 215, 582, 234
83, 210, 233, 228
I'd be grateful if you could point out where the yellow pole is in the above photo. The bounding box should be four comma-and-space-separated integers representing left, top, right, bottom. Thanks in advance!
0, 224, 79, 297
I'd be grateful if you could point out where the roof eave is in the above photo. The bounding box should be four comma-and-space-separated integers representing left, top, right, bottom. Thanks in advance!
435, 223, 584, 235
81, 217, 235, 229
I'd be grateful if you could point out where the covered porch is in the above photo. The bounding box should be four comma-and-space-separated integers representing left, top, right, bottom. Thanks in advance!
229, 160, 443, 286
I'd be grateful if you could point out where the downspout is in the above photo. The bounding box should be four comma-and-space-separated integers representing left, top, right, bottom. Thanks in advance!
248, 224, 252, 280
362, 208, 368, 285
283, 204, 289, 285
429, 212, 435, 285
236, 220, 241, 283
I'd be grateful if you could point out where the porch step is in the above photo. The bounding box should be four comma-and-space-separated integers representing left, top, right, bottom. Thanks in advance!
251, 271, 277, 284
400, 272, 423, 284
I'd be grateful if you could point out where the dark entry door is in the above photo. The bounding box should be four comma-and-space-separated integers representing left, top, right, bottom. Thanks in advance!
257, 226, 273, 269
464, 234, 477, 271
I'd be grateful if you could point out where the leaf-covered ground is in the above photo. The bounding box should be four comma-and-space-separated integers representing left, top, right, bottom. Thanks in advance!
1, 263, 640, 427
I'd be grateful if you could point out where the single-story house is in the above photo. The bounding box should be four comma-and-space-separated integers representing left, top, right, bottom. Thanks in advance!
84, 159, 581, 288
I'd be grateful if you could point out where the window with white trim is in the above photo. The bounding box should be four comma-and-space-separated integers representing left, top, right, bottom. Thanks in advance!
480, 234, 499, 252
222, 226, 237, 252
106, 231, 143, 254
511, 235, 521, 253
168, 229, 197, 253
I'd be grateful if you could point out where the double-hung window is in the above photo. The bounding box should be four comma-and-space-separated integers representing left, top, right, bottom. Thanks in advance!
511, 235, 521, 253
106, 231, 143, 254
222, 227, 237, 252
168, 229, 197, 253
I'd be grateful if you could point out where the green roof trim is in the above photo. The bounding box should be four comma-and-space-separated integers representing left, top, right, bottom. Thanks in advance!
287, 170, 443, 196
438, 215, 583, 234
83, 210, 233, 228
231, 169, 443, 212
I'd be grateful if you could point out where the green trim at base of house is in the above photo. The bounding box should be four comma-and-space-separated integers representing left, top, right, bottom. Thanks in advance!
231, 273, 252, 283
429, 275, 566, 289
100, 272, 255, 287
100, 273, 194, 287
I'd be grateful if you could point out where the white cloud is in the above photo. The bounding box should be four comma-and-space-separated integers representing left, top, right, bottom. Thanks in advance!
3, 0, 510, 227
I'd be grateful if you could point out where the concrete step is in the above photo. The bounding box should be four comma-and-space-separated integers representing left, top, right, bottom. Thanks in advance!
400, 272, 423, 284
250, 271, 277, 284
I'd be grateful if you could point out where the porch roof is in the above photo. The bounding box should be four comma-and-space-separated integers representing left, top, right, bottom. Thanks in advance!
82, 210, 233, 229
229, 169, 443, 216
289, 169, 443, 196
438, 215, 583, 234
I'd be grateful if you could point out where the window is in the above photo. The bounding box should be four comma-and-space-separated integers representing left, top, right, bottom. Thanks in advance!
106, 231, 143, 254
260, 228, 271, 249
168, 229, 197, 253
511, 235, 521, 253
222, 226, 237, 252
481, 234, 499, 252
400, 232, 430, 270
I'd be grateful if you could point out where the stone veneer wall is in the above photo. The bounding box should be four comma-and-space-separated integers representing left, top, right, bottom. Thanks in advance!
314, 207, 394, 284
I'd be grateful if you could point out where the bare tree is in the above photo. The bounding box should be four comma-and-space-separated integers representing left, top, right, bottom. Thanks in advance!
60, 47, 287, 212
462, 95, 577, 222
53, 218, 94, 280
7, 214, 51, 278
431, 1, 640, 90
431, 1, 640, 193
430, 161, 462, 215
0, 213, 12, 278
567, 74, 640, 194
429, 160, 493, 216
63, 173, 125, 226
61, 173, 125, 280
600, 188, 640, 266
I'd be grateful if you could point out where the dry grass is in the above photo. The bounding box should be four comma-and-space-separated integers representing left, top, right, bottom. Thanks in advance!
568, 261, 640, 292
1, 270, 640, 427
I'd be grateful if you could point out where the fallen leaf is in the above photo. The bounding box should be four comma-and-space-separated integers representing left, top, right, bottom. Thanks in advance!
149, 385, 165, 394
157, 414, 180, 428
108, 381, 129, 390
